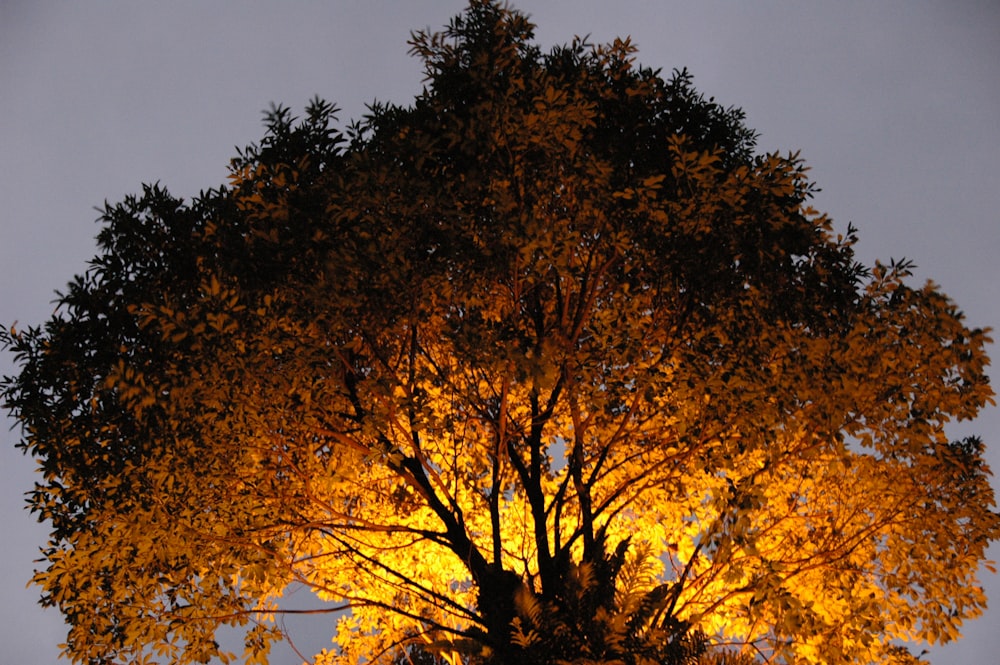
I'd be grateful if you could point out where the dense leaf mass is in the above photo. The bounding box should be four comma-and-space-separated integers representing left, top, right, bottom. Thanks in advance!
2, 2, 997, 664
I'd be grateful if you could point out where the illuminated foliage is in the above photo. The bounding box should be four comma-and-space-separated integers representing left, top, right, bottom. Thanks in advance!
2, 2, 997, 664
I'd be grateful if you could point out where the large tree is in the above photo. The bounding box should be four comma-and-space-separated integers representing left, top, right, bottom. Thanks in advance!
2, 3, 997, 664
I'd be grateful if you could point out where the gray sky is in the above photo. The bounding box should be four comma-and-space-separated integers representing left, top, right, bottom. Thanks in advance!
2, 2, 998, 663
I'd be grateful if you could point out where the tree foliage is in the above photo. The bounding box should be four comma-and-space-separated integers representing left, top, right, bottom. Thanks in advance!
2, 2, 998, 664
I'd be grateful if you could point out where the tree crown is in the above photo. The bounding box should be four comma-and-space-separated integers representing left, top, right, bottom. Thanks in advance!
2, 2, 997, 664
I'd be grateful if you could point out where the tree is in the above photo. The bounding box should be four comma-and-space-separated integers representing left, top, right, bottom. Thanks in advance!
2, 2, 997, 664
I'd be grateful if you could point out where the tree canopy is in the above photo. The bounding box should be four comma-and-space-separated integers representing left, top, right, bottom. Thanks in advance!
2, 2, 997, 664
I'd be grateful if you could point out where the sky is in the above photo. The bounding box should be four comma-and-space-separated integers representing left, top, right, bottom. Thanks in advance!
1, 1, 998, 663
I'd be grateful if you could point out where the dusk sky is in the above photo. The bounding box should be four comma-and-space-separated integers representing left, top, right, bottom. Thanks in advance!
2, 2, 998, 663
